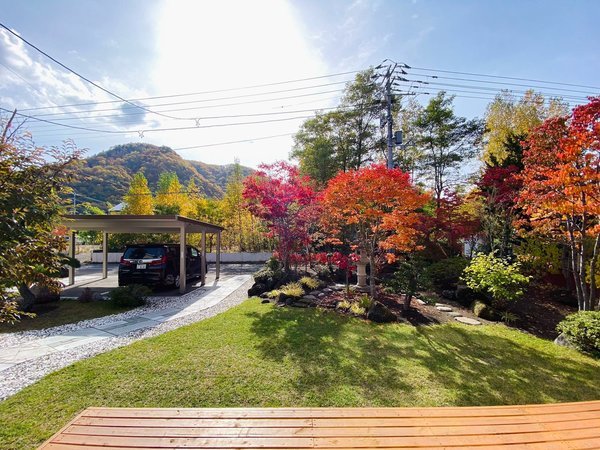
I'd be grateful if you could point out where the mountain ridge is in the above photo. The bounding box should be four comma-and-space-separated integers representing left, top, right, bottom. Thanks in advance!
68, 143, 254, 206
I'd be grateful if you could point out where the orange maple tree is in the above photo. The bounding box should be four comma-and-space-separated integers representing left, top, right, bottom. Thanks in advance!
320, 164, 428, 298
517, 97, 600, 310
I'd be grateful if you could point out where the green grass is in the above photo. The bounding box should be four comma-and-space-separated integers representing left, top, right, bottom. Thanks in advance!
0, 299, 132, 333
2, 298, 600, 449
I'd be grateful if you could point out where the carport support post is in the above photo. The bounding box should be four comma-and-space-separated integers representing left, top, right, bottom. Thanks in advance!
201, 231, 206, 285
102, 232, 108, 279
216, 231, 221, 280
68, 230, 76, 286
179, 225, 187, 294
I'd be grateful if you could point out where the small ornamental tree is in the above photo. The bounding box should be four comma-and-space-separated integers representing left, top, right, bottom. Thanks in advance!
517, 97, 600, 311
0, 121, 82, 318
243, 162, 317, 272
320, 165, 427, 298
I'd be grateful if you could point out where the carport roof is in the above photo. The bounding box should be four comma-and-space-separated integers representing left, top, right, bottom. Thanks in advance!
61, 215, 224, 234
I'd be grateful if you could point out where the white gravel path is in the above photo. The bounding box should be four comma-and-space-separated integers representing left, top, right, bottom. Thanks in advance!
0, 277, 254, 401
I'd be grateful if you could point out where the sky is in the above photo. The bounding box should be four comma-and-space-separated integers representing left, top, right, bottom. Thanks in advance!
0, 0, 599, 168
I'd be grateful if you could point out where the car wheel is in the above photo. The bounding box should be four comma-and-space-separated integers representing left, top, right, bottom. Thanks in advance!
174, 275, 180, 289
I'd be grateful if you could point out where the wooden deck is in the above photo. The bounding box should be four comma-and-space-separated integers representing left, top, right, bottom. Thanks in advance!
39, 401, 600, 449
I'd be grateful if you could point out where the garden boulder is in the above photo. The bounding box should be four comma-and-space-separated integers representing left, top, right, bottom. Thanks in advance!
367, 301, 397, 323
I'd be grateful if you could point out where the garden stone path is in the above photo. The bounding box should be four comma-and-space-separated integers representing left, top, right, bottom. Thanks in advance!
434, 302, 482, 326
0, 273, 251, 372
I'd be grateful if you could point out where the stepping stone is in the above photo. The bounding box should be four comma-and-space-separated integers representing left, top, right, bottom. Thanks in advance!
455, 316, 482, 325
302, 295, 317, 301
435, 303, 450, 308
323, 288, 333, 293
448, 311, 462, 317
436, 306, 453, 312
309, 291, 320, 296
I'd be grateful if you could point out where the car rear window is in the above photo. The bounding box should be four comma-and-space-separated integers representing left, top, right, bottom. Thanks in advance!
123, 247, 165, 260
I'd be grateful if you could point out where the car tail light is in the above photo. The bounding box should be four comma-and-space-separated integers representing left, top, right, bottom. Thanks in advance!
149, 255, 167, 266
120, 256, 132, 266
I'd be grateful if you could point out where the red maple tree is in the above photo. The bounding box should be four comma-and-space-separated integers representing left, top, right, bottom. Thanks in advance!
320, 164, 427, 298
242, 162, 318, 272
517, 97, 600, 310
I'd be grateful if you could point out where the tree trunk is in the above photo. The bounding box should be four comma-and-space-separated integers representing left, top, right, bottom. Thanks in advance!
567, 220, 585, 310
369, 254, 376, 299
589, 234, 600, 310
17, 283, 36, 312
403, 293, 413, 311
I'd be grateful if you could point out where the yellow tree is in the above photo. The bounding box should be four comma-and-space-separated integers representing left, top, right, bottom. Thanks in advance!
483, 90, 568, 165
123, 172, 154, 215
155, 172, 187, 215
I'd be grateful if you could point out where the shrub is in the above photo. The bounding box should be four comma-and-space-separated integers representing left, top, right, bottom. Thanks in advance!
109, 284, 151, 307
420, 294, 438, 305
313, 264, 333, 282
557, 312, 600, 355
279, 282, 304, 298
266, 290, 281, 299
336, 299, 351, 310
349, 302, 366, 316
299, 276, 319, 291
426, 257, 469, 290
78, 287, 94, 303
462, 253, 531, 305
357, 294, 373, 309
500, 311, 519, 325
472, 300, 498, 321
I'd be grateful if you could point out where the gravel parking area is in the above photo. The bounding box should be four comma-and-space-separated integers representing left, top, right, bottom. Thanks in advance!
0, 271, 254, 401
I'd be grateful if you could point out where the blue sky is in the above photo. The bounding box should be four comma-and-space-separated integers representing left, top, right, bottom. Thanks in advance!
1, 0, 598, 167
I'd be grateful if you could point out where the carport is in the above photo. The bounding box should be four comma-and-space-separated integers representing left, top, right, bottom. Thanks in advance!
61, 215, 224, 294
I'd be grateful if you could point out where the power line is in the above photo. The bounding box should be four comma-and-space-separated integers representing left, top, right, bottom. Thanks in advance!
18, 70, 360, 112
411, 66, 600, 91
410, 72, 597, 95
173, 133, 294, 151
11, 89, 345, 135
26, 82, 352, 119
0, 22, 189, 121
2, 106, 316, 136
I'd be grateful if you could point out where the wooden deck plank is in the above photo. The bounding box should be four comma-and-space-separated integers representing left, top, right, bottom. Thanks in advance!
39, 403, 600, 449
82, 401, 600, 418
63, 417, 600, 438
51, 427, 600, 447
72, 410, 600, 428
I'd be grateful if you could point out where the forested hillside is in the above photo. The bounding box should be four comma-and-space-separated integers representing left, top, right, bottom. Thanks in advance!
68, 143, 253, 205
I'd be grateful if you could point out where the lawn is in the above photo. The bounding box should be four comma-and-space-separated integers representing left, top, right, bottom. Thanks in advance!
1, 298, 599, 449
0, 299, 132, 333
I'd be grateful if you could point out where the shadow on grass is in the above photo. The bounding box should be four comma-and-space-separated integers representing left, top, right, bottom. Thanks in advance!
248, 302, 600, 406
247, 305, 412, 405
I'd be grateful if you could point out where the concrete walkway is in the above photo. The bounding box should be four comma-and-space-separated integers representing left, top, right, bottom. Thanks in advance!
0, 273, 251, 372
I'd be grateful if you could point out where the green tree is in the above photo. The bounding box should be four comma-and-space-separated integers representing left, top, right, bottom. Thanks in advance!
291, 69, 384, 183
412, 92, 484, 207
0, 122, 82, 317
123, 172, 154, 215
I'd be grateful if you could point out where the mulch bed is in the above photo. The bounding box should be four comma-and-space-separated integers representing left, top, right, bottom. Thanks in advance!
315, 288, 489, 327
508, 288, 577, 340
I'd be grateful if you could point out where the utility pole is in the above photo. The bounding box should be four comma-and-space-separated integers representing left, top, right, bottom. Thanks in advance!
385, 72, 394, 169
372, 60, 414, 169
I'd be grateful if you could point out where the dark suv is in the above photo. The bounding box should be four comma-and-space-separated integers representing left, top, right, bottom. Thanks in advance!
118, 244, 205, 288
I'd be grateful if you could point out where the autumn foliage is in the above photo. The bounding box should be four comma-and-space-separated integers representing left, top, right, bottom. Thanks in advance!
243, 162, 318, 272
320, 164, 427, 296
517, 97, 600, 310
